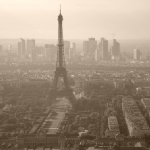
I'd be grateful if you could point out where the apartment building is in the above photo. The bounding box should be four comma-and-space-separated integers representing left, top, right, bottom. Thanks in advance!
122, 97, 150, 137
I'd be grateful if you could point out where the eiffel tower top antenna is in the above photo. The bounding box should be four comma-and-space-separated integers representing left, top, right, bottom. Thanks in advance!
60, 5, 61, 14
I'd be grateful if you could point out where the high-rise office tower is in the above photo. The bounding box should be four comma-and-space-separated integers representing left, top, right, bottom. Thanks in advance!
31, 47, 37, 63
31, 39, 35, 48
27, 39, 31, 54
83, 38, 97, 61
95, 46, 101, 61
64, 41, 70, 57
34, 46, 45, 62
133, 49, 141, 61
110, 39, 120, 60
146, 51, 150, 61
83, 41, 89, 56
8, 45, 12, 51
50, 44, 57, 58
35, 46, 43, 55
0, 45, 2, 54
20, 38, 25, 54
69, 43, 76, 59
50, 44, 57, 62
100, 38, 108, 60
88, 38, 97, 60
18, 42, 21, 56
45, 44, 57, 62
27, 39, 35, 55
45, 44, 50, 61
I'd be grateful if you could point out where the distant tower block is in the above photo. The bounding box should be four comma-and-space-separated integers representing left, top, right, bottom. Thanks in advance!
8, 44, 12, 51
133, 49, 141, 61
20, 38, 25, 54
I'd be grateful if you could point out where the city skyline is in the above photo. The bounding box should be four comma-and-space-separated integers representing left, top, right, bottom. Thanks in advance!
0, 0, 150, 40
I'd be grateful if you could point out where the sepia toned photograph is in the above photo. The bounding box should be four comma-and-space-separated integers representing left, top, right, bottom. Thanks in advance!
0, 0, 150, 149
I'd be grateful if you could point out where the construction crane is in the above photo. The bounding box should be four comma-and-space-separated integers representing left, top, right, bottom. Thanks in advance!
107, 33, 116, 40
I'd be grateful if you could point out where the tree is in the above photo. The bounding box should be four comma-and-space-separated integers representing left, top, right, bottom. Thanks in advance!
80, 134, 96, 140
0, 103, 5, 109
90, 112, 98, 119
5, 117, 17, 124
75, 115, 80, 123
104, 107, 117, 117
88, 124, 96, 132
143, 134, 150, 146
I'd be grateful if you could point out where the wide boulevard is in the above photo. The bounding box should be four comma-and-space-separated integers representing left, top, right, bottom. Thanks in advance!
40, 98, 72, 134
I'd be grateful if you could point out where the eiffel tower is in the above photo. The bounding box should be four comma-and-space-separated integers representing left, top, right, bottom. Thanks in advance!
49, 7, 75, 104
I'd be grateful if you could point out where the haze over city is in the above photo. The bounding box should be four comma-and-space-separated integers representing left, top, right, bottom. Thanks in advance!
1, 0, 150, 40
2, 0, 150, 150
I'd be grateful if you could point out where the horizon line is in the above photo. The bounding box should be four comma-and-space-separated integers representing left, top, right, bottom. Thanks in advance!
0, 38, 150, 41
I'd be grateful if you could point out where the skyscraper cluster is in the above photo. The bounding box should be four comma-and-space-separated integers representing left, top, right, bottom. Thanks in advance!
18, 39, 35, 56
17, 38, 76, 63
44, 44, 57, 62
83, 38, 97, 61
83, 37, 120, 62
18, 38, 36, 62
64, 41, 76, 60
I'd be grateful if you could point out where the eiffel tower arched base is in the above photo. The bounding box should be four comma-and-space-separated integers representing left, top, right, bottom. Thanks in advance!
49, 88, 76, 107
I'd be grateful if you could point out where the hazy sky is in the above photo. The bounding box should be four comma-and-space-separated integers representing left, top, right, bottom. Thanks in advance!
0, 0, 150, 40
